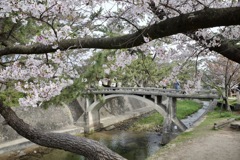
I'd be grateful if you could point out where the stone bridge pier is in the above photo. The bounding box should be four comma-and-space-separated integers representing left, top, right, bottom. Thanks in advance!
161, 96, 187, 144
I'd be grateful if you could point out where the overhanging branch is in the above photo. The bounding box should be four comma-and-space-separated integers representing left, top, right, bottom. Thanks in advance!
1, 7, 240, 56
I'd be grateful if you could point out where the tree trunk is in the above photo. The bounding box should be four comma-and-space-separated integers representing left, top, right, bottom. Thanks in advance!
0, 102, 126, 160
222, 96, 231, 111
237, 91, 240, 103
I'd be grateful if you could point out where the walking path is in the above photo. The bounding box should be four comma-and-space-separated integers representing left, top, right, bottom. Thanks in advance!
151, 129, 240, 160
148, 118, 240, 160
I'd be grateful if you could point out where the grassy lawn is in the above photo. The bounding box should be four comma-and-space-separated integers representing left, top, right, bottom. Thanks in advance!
176, 100, 202, 119
218, 97, 239, 106
129, 100, 202, 132
172, 108, 239, 144
129, 112, 164, 132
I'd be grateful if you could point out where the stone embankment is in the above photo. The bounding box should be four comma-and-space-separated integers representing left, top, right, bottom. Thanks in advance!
0, 126, 83, 155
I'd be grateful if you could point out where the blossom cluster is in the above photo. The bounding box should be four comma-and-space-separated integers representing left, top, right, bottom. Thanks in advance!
16, 78, 73, 107
0, 50, 81, 107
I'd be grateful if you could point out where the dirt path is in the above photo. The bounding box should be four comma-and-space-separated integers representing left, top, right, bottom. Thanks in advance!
149, 127, 240, 160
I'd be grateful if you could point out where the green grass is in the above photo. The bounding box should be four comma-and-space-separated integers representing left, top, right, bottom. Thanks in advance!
166, 108, 239, 144
218, 97, 239, 106
176, 100, 202, 119
129, 100, 202, 132
135, 112, 164, 125
129, 112, 164, 132
208, 107, 239, 119
229, 99, 238, 106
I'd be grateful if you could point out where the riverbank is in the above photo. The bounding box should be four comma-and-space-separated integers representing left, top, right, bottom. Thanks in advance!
0, 126, 84, 160
0, 106, 155, 160
147, 111, 240, 160
105, 100, 202, 132
128, 100, 202, 132
0, 100, 216, 159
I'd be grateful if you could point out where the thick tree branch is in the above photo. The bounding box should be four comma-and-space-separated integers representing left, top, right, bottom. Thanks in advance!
1, 7, 240, 56
209, 40, 240, 63
148, 2, 240, 64
0, 103, 126, 160
188, 32, 240, 63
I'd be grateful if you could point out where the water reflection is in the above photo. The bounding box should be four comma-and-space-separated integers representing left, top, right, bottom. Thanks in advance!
32, 130, 162, 160
86, 131, 162, 159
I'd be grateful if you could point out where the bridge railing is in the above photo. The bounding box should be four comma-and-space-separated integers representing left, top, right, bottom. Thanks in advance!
87, 87, 185, 94
194, 89, 218, 94
86, 87, 218, 96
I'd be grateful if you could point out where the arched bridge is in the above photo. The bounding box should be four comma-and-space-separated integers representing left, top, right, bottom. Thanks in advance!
82, 87, 219, 144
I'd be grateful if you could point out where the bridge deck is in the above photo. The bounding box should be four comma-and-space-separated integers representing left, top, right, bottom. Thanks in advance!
86, 87, 219, 100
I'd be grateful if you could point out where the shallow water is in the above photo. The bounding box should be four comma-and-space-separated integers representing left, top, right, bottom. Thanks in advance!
182, 101, 209, 128
37, 130, 162, 160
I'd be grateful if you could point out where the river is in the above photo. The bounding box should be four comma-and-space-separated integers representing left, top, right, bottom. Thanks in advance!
181, 101, 209, 128
16, 101, 210, 160
24, 131, 162, 160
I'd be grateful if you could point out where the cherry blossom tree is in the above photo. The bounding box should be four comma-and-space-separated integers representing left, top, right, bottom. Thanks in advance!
1, 0, 240, 159
203, 55, 240, 110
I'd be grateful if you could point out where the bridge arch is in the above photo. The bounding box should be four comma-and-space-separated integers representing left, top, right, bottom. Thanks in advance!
87, 94, 167, 117
84, 94, 170, 134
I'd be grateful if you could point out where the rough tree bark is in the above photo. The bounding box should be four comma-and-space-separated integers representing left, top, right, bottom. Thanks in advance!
0, 102, 126, 160
148, 2, 240, 64
188, 33, 240, 64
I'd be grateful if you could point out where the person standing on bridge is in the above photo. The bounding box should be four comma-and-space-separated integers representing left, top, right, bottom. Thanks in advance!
162, 79, 167, 89
174, 80, 181, 91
